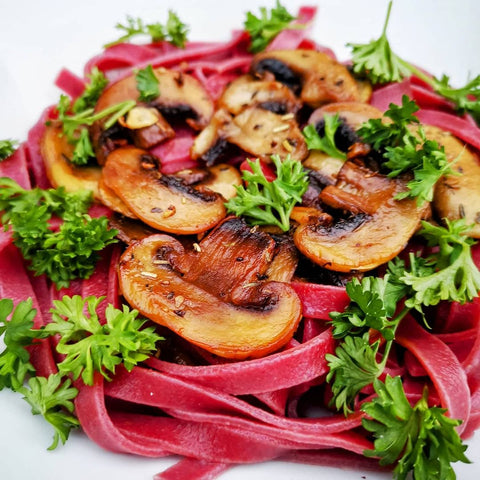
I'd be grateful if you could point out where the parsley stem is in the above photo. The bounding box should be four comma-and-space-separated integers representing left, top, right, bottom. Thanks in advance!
381, 1, 393, 37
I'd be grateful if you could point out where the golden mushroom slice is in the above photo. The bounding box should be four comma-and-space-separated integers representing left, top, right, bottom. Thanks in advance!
192, 107, 308, 165
218, 74, 301, 115
102, 147, 226, 234
41, 125, 101, 197
201, 164, 242, 200
426, 126, 480, 238
118, 231, 302, 359
91, 68, 214, 164
97, 176, 137, 218
309, 102, 383, 130
294, 161, 429, 272
304, 103, 383, 185
251, 50, 360, 108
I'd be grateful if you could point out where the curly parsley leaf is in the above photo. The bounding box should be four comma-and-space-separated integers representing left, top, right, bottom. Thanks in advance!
225, 154, 309, 232
244, 0, 301, 53
0, 178, 118, 288
358, 96, 454, 205
22, 374, 80, 450
326, 334, 383, 415
106, 10, 188, 48
348, 1, 480, 124
44, 295, 163, 385
432, 74, 480, 124
72, 67, 108, 113
357, 95, 420, 151
402, 219, 480, 308
135, 65, 160, 102
165, 10, 189, 48
0, 139, 18, 161
0, 298, 38, 391
302, 114, 347, 160
56, 94, 136, 166
329, 276, 403, 341
362, 375, 470, 480
348, 1, 409, 85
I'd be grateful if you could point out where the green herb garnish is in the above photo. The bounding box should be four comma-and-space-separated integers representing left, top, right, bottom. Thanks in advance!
135, 64, 160, 102
244, 1, 302, 53
349, 0, 480, 123
106, 11, 188, 48
362, 375, 470, 480
225, 154, 309, 232
302, 114, 347, 160
0, 178, 118, 288
0, 139, 18, 161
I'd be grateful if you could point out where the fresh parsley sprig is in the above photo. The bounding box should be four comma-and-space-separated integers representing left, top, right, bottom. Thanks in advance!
0, 178, 118, 288
72, 67, 109, 114
1, 295, 163, 449
348, 1, 480, 124
0, 298, 37, 391
135, 65, 160, 102
244, 1, 302, 53
401, 219, 480, 308
326, 275, 410, 414
44, 295, 163, 385
105, 11, 189, 48
302, 114, 347, 160
348, 1, 409, 85
326, 219, 480, 414
326, 334, 384, 415
225, 154, 309, 232
0, 299, 79, 449
362, 376, 470, 480
22, 375, 80, 450
56, 94, 136, 165
0, 139, 18, 161
357, 96, 454, 205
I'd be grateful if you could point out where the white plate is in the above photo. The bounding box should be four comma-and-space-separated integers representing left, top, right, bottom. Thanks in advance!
1, 1, 479, 479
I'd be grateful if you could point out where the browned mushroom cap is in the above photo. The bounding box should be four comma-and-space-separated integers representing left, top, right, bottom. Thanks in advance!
309, 102, 383, 130
40, 125, 102, 197
251, 50, 359, 108
218, 74, 301, 116
118, 225, 302, 359
191, 107, 308, 165
102, 146, 226, 234
294, 161, 429, 272
426, 126, 480, 238
91, 68, 214, 164
304, 103, 383, 186
97, 176, 137, 218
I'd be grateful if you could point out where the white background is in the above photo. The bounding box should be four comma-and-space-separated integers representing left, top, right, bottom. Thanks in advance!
1, 1, 479, 479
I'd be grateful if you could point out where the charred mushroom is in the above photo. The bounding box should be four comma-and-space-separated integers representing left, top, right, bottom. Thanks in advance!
192, 107, 308, 165
218, 74, 301, 115
304, 103, 383, 185
427, 126, 480, 238
118, 221, 302, 359
251, 50, 360, 108
294, 161, 429, 272
91, 68, 214, 164
102, 146, 227, 234
41, 125, 102, 197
